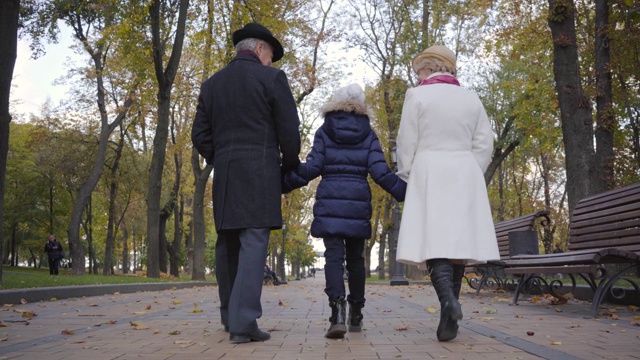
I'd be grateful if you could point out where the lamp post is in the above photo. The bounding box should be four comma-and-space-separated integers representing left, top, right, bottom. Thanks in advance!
389, 140, 409, 286
280, 224, 287, 284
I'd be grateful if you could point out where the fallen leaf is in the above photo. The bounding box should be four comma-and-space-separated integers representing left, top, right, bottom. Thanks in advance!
427, 307, 437, 314
527, 331, 534, 336
49, 298, 57, 302
146, 305, 152, 310
14, 309, 37, 319
130, 322, 149, 330
61, 329, 75, 335
550, 341, 562, 345
555, 308, 563, 313
192, 304, 202, 313
395, 325, 409, 331
153, 329, 160, 334
169, 330, 181, 335
0, 322, 7, 327
88, 304, 98, 307
20, 299, 27, 304
173, 301, 181, 305
174, 340, 193, 344
3, 304, 14, 307
103, 320, 117, 325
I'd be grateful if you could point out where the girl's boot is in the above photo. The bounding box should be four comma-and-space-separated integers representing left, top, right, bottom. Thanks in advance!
347, 300, 364, 332
325, 297, 347, 339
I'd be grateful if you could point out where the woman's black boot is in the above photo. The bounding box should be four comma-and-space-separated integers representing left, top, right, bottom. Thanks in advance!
452, 263, 465, 333
452, 263, 465, 300
347, 300, 364, 332
326, 297, 347, 339
428, 259, 463, 341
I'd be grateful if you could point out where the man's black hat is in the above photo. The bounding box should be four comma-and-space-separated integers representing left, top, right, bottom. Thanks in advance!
232, 23, 284, 62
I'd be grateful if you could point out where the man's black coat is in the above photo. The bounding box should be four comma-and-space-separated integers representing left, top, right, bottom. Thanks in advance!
192, 53, 301, 231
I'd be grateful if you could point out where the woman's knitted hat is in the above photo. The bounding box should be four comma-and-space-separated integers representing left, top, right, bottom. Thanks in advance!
412, 45, 457, 73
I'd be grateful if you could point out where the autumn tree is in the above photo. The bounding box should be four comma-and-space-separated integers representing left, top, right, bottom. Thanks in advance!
22, 0, 138, 274
146, 0, 189, 278
0, 0, 20, 282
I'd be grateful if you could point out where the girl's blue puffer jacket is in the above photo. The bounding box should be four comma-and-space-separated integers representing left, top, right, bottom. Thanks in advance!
283, 98, 406, 240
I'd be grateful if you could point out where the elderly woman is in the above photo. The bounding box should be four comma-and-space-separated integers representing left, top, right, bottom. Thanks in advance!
395, 45, 499, 342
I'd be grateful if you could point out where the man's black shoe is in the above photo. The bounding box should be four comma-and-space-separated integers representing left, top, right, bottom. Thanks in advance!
229, 329, 271, 343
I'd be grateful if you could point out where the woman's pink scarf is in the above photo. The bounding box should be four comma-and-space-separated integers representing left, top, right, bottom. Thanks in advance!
419, 74, 460, 87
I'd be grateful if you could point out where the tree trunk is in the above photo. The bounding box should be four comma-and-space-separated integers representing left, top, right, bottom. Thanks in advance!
122, 223, 130, 274
146, 0, 189, 278
484, 115, 521, 185
617, 74, 640, 170
184, 212, 193, 275
547, 0, 596, 216
0, 0, 19, 282
158, 193, 176, 274
594, 0, 614, 192
377, 198, 392, 280
191, 148, 211, 281
10, 224, 17, 267
365, 210, 380, 278
103, 129, 125, 275
169, 199, 183, 277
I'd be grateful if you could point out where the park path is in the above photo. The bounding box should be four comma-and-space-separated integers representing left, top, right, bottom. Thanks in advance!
1, 275, 639, 359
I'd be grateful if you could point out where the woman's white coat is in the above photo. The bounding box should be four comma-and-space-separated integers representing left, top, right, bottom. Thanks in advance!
396, 75, 499, 267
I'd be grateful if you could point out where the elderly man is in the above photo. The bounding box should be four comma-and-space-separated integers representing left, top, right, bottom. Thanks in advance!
191, 23, 301, 344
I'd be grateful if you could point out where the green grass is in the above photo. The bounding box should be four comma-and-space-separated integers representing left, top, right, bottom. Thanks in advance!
0, 266, 212, 290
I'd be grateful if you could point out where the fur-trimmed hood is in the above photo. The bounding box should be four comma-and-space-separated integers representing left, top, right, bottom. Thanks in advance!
319, 84, 373, 145
320, 99, 371, 117
320, 83, 371, 117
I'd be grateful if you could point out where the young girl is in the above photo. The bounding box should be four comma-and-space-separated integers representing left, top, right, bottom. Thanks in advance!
283, 84, 406, 339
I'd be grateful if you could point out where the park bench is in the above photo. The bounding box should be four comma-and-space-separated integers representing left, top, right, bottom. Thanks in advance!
467, 210, 550, 295
502, 183, 640, 317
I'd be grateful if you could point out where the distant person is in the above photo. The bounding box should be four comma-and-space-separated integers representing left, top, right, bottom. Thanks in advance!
395, 45, 499, 342
264, 264, 280, 285
191, 22, 301, 344
283, 83, 406, 339
44, 234, 64, 275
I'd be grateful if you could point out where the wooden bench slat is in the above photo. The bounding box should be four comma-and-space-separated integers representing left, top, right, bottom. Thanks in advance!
570, 203, 640, 225
572, 184, 640, 213
504, 248, 640, 267
570, 218, 640, 237
573, 190, 640, 215
505, 265, 596, 275
569, 228, 640, 248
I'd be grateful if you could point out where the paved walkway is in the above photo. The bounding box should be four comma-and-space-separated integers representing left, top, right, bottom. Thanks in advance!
1, 276, 639, 360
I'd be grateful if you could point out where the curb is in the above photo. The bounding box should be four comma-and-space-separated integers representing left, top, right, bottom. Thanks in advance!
0, 281, 216, 304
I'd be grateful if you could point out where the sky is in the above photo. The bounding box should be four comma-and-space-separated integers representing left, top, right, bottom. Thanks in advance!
11, 27, 76, 119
